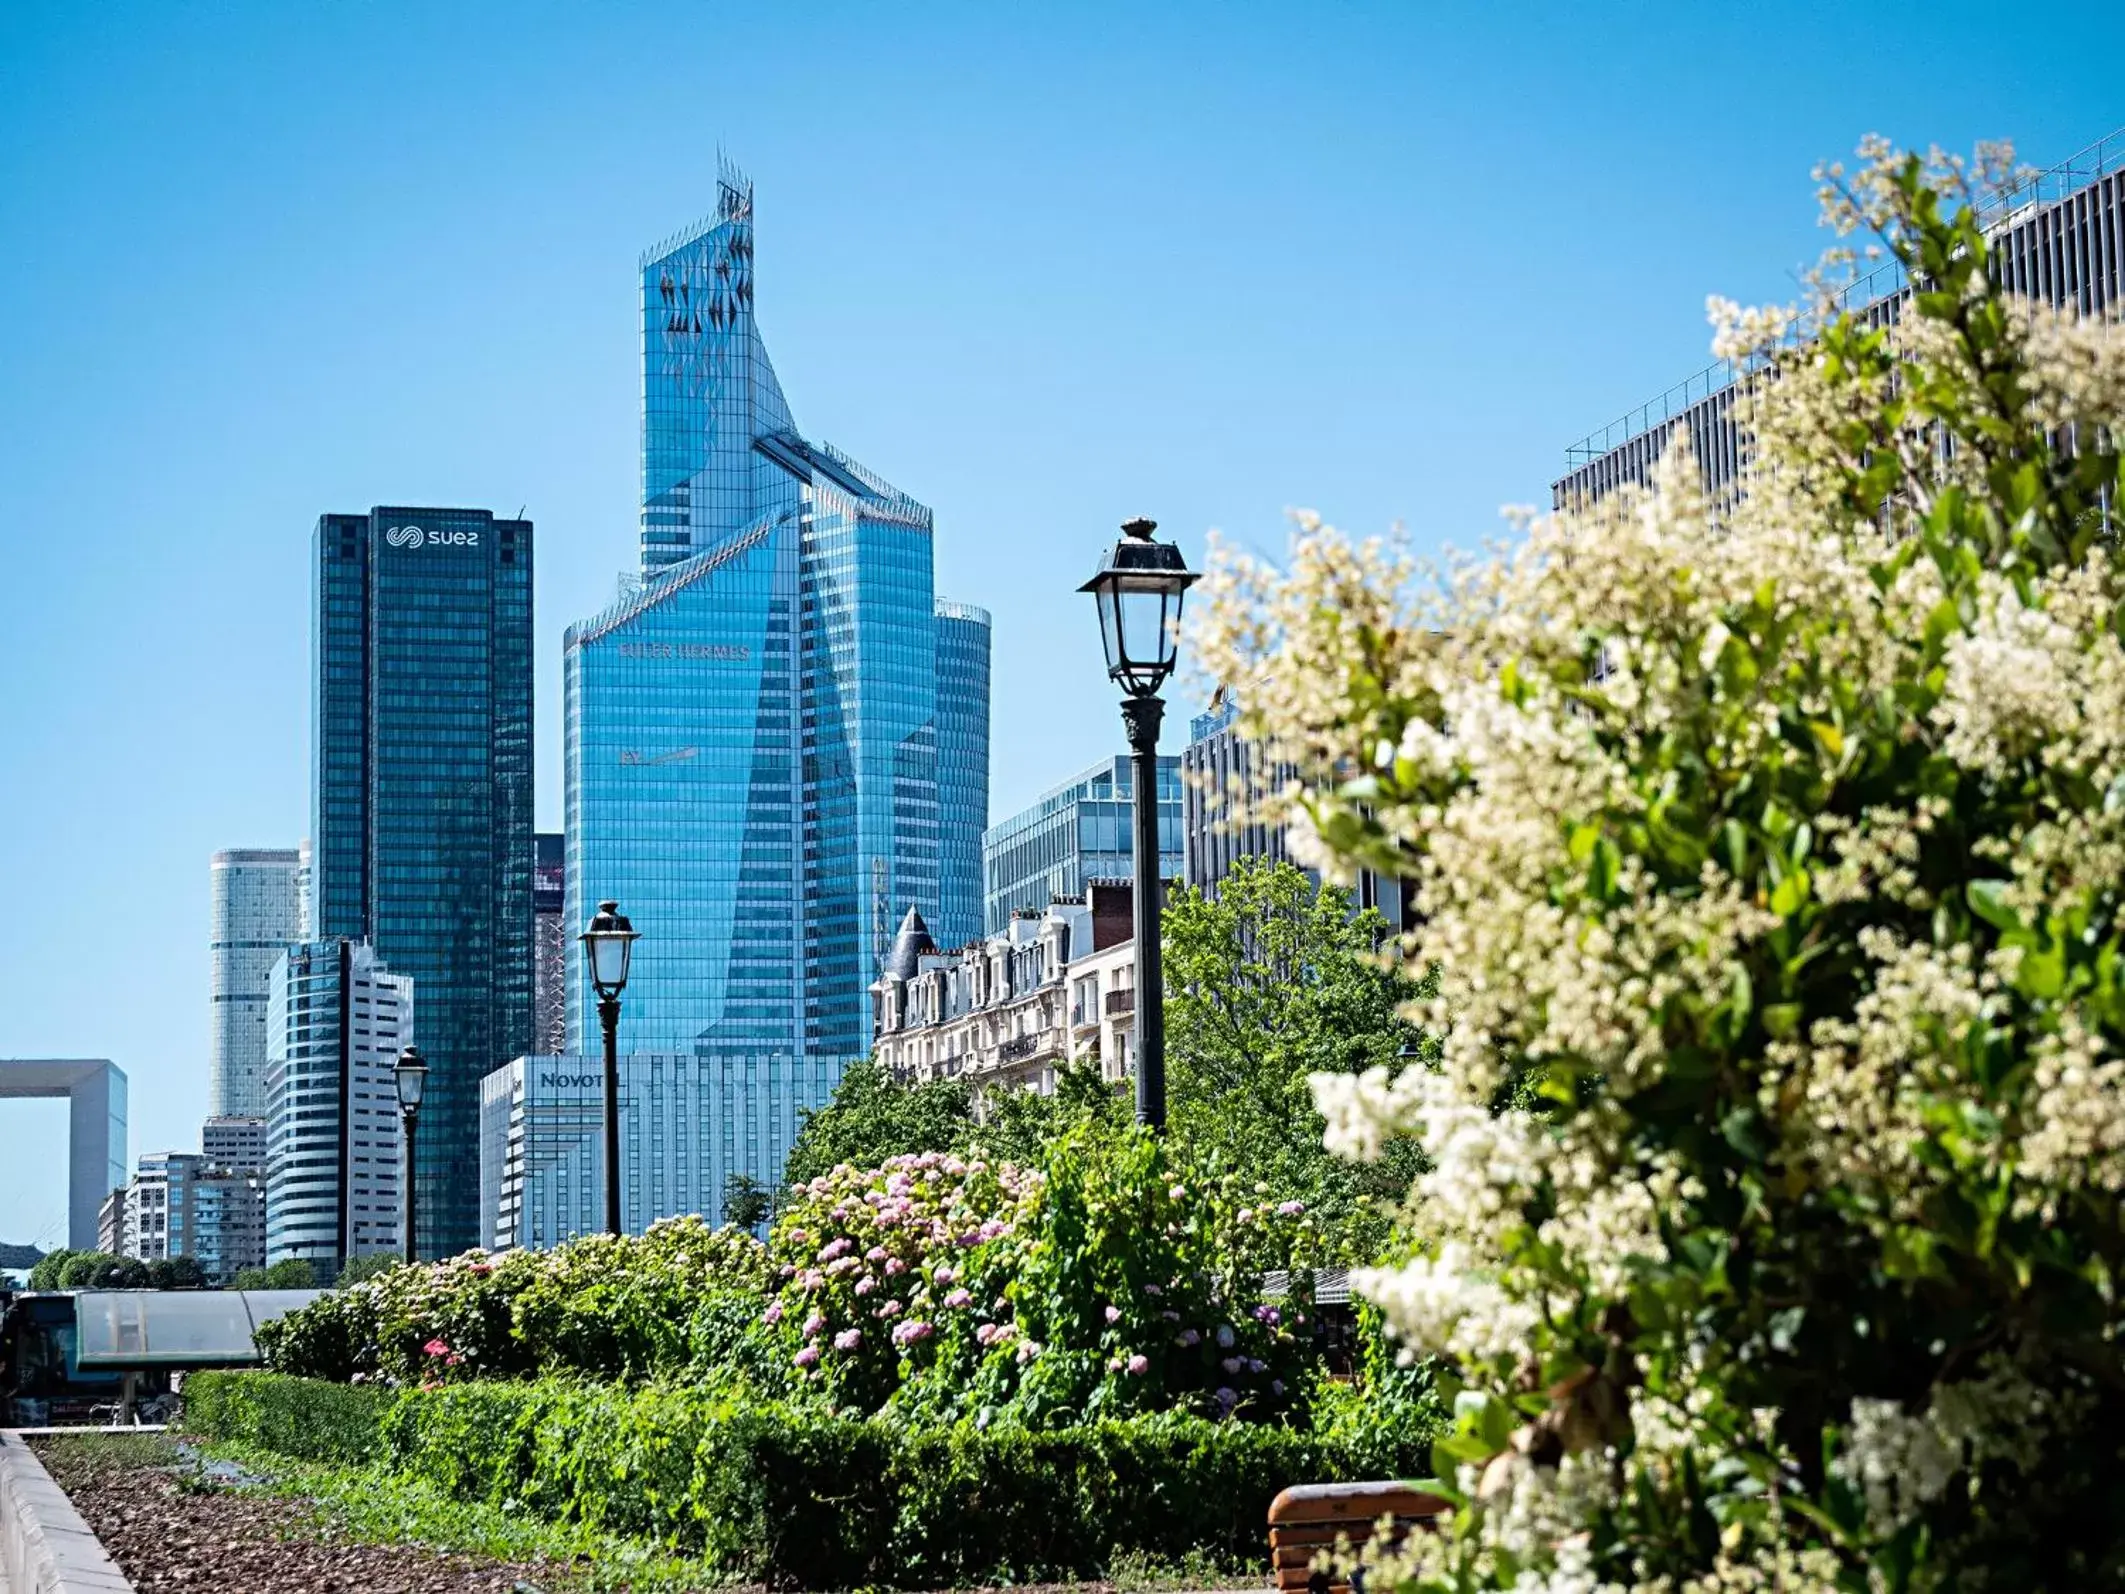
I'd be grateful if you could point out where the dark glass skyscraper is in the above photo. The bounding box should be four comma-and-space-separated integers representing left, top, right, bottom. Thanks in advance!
562, 167, 987, 1212
312, 506, 534, 1256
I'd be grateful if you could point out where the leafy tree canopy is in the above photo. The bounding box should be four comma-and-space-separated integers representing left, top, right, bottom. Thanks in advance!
1163, 857, 1432, 1249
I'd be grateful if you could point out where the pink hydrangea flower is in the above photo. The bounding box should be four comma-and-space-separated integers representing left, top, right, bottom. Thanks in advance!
794, 1345, 820, 1367
1253, 1305, 1281, 1326
833, 1328, 862, 1351
763, 1302, 784, 1325
865, 1245, 889, 1261
819, 1237, 853, 1261
1169, 1184, 1187, 1201
878, 1299, 904, 1318
1143, 1283, 1163, 1296
855, 1276, 877, 1297
1278, 1200, 1306, 1217
944, 1288, 972, 1309
1104, 1304, 1122, 1323
804, 1313, 827, 1337
891, 1319, 934, 1346
885, 1257, 908, 1275
422, 1339, 451, 1358
1126, 1354, 1149, 1375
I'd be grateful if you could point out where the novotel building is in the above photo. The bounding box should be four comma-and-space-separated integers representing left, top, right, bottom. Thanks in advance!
478, 1052, 833, 1247
312, 505, 536, 1258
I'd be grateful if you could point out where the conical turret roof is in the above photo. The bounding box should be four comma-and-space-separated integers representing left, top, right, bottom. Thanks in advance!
882, 905, 937, 980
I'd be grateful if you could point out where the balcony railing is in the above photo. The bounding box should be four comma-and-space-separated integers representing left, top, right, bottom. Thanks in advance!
1104, 988, 1136, 1016
998, 1032, 1058, 1064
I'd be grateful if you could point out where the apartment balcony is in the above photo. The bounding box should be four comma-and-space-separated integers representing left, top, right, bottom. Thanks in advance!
996, 1030, 1062, 1066
1104, 988, 1136, 1016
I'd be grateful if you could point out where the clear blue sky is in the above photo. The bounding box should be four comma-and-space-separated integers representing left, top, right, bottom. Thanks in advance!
0, 1, 2114, 1249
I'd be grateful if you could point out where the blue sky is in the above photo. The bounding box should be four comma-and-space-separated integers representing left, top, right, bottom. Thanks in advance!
0, 1, 2115, 1248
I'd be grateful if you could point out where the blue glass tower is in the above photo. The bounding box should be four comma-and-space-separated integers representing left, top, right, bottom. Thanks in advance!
933, 600, 991, 951
312, 506, 535, 1257
563, 166, 987, 1202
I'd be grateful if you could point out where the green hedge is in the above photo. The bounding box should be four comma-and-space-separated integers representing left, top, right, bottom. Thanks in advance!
186, 1371, 1427, 1585
183, 1369, 389, 1465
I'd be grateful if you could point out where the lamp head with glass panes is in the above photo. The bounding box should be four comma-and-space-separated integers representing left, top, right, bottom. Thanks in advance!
393, 1045, 428, 1113
1079, 518, 1199, 700
580, 900, 639, 1000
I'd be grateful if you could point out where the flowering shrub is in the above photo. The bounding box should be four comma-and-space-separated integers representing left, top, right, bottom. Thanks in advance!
760, 1130, 1326, 1425
261, 1132, 1355, 1433
257, 1216, 767, 1385
1194, 137, 2125, 1589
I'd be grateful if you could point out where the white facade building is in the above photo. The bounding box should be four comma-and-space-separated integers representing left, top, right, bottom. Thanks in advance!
210, 847, 308, 1117
264, 939, 411, 1272
871, 881, 1140, 1095
480, 1051, 839, 1251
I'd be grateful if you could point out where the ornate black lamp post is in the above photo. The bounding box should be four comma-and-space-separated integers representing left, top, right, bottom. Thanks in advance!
1080, 517, 1198, 1131
579, 900, 639, 1235
393, 1045, 428, 1263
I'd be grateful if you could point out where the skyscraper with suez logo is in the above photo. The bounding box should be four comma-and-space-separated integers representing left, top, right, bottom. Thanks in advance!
310, 505, 534, 1260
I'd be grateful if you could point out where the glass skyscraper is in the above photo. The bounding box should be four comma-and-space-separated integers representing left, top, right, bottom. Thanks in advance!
562, 166, 987, 1207
933, 599, 992, 951
982, 755, 1183, 935
311, 506, 534, 1256
208, 847, 306, 1117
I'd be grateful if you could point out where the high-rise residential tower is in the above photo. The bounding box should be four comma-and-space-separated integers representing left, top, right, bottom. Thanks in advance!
264, 938, 412, 1271
562, 166, 986, 1212
312, 506, 534, 1256
209, 848, 306, 1116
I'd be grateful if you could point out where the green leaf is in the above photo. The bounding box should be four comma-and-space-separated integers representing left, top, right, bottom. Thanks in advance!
1770, 869, 1809, 919
1967, 878, 2021, 934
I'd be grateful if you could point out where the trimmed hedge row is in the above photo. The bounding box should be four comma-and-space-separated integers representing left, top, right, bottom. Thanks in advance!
186, 1372, 1428, 1586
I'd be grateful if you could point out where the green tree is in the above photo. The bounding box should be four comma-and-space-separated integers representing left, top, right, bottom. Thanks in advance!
1163, 857, 1430, 1246
57, 1251, 117, 1288
88, 1255, 149, 1288
28, 1248, 79, 1290
263, 1258, 317, 1289
783, 1060, 977, 1185
334, 1253, 400, 1288
720, 1172, 772, 1231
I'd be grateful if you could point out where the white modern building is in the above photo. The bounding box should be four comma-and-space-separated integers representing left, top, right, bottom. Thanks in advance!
479, 1051, 840, 1250
871, 881, 1140, 1095
210, 847, 308, 1117
264, 939, 410, 1272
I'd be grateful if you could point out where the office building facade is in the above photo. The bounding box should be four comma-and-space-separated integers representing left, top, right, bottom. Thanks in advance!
1555, 129, 2125, 507
312, 505, 534, 1256
561, 165, 986, 1194
1180, 700, 1407, 925
263, 939, 411, 1272
209, 847, 306, 1117
982, 755, 1181, 935
533, 832, 567, 1056
480, 1051, 842, 1250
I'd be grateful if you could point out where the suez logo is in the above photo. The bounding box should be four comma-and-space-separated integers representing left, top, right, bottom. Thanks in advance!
538, 1072, 602, 1090
383, 525, 481, 550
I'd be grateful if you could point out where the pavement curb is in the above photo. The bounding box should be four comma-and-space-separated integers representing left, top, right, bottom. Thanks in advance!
0, 1432, 137, 1594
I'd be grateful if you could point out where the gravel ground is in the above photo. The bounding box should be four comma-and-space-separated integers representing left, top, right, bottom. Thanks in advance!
29, 1435, 566, 1594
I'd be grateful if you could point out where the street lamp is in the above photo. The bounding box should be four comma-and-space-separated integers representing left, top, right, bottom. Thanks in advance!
393, 1045, 428, 1263
580, 900, 638, 1235
1080, 517, 1198, 1131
